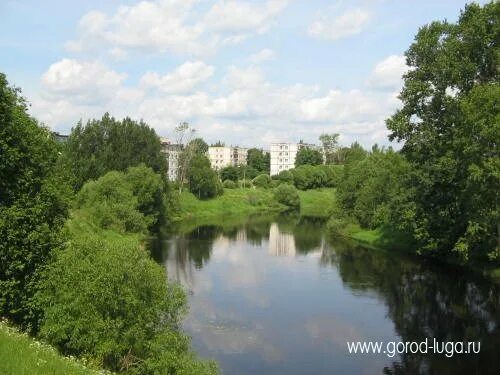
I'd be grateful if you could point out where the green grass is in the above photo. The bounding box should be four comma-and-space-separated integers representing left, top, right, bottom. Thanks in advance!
0, 320, 109, 375
298, 188, 335, 218
173, 188, 285, 222
173, 187, 338, 223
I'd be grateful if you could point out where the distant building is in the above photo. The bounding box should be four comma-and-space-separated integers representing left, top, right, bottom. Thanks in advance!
270, 141, 316, 176
160, 137, 182, 182
208, 146, 248, 170
52, 131, 69, 143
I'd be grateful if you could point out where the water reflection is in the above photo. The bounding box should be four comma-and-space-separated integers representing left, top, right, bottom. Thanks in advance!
151, 216, 499, 374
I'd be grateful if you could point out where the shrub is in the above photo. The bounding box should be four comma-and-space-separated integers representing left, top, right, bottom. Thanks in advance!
219, 166, 239, 182
37, 232, 217, 374
222, 179, 236, 189
76, 171, 148, 233
188, 155, 223, 199
269, 179, 281, 188
238, 179, 253, 188
252, 174, 271, 188
273, 184, 300, 210
275, 170, 294, 184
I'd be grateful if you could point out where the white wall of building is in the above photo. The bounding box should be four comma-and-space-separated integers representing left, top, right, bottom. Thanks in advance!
208, 146, 248, 170
270, 142, 317, 175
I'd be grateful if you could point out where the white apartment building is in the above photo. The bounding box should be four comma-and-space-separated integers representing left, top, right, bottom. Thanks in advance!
270, 142, 316, 176
208, 146, 248, 170
160, 137, 182, 181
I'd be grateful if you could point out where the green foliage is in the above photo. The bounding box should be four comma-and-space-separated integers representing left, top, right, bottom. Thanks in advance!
344, 142, 367, 164
295, 147, 323, 167
188, 155, 223, 199
222, 179, 237, 189
337, 150, 412, 229
273, 184, 300, 210
37, 229, 216, 374
247, 148, 270, 173
0, 73, 70, 331
65, 113, 166, 189
237, 165, 259, 180
386, 1, 499, 261
220, 166, 239, 182
187, 138, 208, 155
252, 174, 271, 188
238, 179, 253, 188
275, 170, 294, 184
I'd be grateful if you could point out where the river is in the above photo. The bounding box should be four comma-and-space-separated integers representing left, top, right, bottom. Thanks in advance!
151, 215, 499, 374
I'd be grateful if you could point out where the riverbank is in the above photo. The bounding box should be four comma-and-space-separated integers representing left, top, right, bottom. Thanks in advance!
172, 187, 336, 222
0, 320, 108, 375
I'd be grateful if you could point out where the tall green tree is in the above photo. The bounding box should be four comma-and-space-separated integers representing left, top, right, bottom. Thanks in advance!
187, 155, 223, 199
295, 147, 323, 167
0, 73, 71, 331
386, 1, 499, 261
65, 113, 166, 189
247, 148, 270, 173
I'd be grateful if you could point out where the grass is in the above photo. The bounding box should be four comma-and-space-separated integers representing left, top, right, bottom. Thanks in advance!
298, 188, 335, 218
0, 320, 109, 375
173, 188, 285, 222
173, 187, 338, 223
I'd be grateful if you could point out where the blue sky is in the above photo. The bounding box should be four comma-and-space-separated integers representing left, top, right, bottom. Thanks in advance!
0, 0, 479, 148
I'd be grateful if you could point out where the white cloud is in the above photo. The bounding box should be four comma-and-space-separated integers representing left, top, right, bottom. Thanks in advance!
309, 7, 371, 41
66, 0, 289, 57
41, 58, 126, 104
33, 58, 401, 149
368, 55, 408, 90
204, 0, 288, 33
249, 48, 275, 64
140, 61, 215, 94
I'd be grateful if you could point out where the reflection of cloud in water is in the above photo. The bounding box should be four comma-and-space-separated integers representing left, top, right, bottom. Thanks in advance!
268, 223, 296, 257
185, 303, 283, 362
305, 315, 366, 348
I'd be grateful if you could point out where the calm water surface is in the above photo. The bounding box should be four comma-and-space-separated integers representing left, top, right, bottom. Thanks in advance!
152, 215, 499, 374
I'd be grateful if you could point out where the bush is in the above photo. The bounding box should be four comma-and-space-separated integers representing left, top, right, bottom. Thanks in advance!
273, 184, 300, 210
275, 170, 294, 184
222, 179, 237, 189
76, 171, 148, 233
269, 179, 281, 188
219, 166, 239, 182
188, 155, 223, 199
0, 73, 71, 331
238, 179, 253, 188
37, 231, 217, 374
252, 174, 271, 188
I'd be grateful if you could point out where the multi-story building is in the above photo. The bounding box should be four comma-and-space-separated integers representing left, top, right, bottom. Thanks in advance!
208, 146, 248, 170
160, 137, 182, 182
270, 141, 317, 175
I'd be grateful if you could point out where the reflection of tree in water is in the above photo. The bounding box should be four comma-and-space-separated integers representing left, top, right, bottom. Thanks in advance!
321, 240, 500, 374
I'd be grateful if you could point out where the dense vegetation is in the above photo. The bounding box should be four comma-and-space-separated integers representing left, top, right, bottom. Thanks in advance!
331, 2, 499, 265
0, 73, 217, 374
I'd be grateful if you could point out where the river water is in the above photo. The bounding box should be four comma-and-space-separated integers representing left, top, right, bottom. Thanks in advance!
152, 215, 499, 374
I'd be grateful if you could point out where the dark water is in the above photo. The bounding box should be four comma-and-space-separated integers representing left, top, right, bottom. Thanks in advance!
151, 215, 500, 375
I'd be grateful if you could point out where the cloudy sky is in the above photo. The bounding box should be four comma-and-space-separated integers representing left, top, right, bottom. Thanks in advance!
0, 0, 477, 148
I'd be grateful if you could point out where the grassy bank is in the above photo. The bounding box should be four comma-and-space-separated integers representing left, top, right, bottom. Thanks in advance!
298, 188, 335, 218
173, 187, 337, 222
173, 188, 285, 222
0, 320, 108, 375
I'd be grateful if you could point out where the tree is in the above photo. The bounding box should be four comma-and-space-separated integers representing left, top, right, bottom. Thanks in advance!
0, 73, 71, 331
344, 142, 367, 164
319, 133, 339, 164
247, 148, 270, 173
187, 155, 223, 199
386, 1, 499, 261
37, 232, 217, 374
220, 166, 239, 182
295, 147, 323, 167
188, 138, 209, 155
252, 174, 271, 188
65, 114, 166, 190
273, 184, 300, 210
